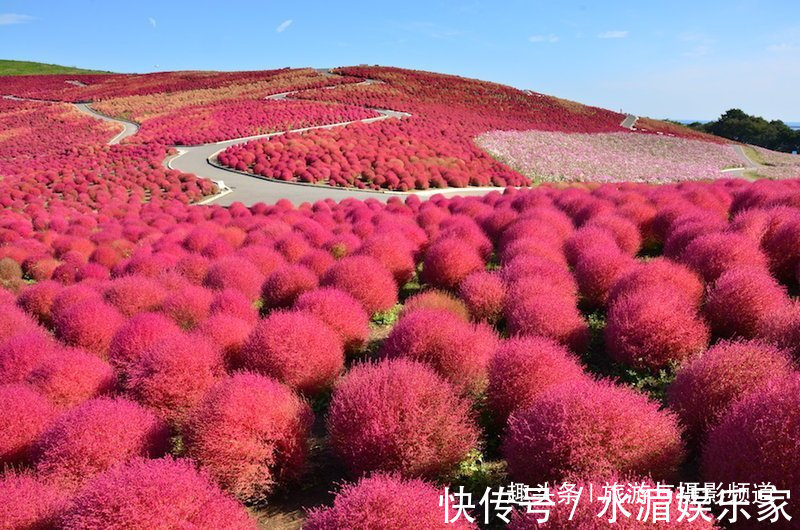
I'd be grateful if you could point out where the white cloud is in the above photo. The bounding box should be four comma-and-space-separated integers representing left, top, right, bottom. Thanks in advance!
148, 17, 157, 28
276, 19, 292, 33
529, 34, 559, 43
598, 30, 628, 39
0, 13, 33, 25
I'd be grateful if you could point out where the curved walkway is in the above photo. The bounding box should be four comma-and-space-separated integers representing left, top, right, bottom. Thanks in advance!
73, 103, 139, 145
620, 113, 638, 129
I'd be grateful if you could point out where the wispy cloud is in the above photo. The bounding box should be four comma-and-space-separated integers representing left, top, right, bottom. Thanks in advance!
276, 19, 292, 33
148, 17, 157, 28
528, 34, 559, 44
0, 13, 33, 25
598, 30, 628, 39
768, 43, 797, 53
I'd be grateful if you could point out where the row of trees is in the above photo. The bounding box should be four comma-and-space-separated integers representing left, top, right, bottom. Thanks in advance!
686, 109, 800, 153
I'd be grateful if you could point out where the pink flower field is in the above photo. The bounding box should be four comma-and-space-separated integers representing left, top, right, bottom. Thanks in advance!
478, 129, 745, 183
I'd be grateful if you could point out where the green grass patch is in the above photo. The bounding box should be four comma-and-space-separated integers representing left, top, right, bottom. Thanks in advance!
0, 59, 113, 76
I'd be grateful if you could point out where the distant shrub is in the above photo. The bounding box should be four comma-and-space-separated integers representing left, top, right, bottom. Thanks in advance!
261, 264, 319, 310
293, 287, 370, 354
203, 257, 264, 300
321, 256, 398, 314
184, 373, 313, 502
503, 380, 684, 483
356, 234, 416, 285
327, 359, 478, 478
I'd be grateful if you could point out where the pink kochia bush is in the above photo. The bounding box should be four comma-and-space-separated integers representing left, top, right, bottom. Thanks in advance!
503, 379, 685, 483
203, 256, 264, 300
102, 275, 165, 317
59, 457, 257, 530
573, 247, 635, 308
107, 312, 183, 372
702, 374, 800, 527
704, 267, 792, 339
183, 373, 313, 502
401, 289, 471, 321
0, 383, 56, 465
293, 287, 370, 353
305, 473, 478, 530
260, 264, 319, 310
321, 255, 398, 315
33, 397, 170, 490
380, 308, 498, 393
27, 348, 116, 408
0, 472, 67, 530
240, 310, 343, 395
53, 299, 124, 357
507, 475, 716, 529
421, 238, 484, 291
125, 333, 224, 424
505, 293, 590, 354
608, 257, 704, 309
458, 271, 506, 322
0, 331, 57, 384
605, 286, 709, 371
680, 232, 768, 283
327, 359, 478, 479
667, 340, 794, 443
487, 337, 588, 423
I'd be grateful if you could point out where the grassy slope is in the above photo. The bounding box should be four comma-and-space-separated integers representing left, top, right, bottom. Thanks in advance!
0, 59, 112, 76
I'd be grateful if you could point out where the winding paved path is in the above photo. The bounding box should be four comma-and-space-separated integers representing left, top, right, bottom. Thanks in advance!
620, 113, 638, 129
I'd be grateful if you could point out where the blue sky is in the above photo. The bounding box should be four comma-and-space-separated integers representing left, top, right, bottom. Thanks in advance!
1, 1, 798, 121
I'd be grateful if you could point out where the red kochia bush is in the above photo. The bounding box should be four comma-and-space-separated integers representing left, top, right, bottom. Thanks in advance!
210, 288, 258, 323
356, 234, 416, 285
704, 267, 792, 339
401, 289, 471, 321
574, 247, 635, 308
668, 340, 793, 443
59, 457, 257, 530
0, 383, 56, 465
702, 374, 800, 526
17, 279, 61, 325
27, 348, 115, 408
195, 314, 253, 368
680, 232, 769, 283
421, 238, 484, 291
505, 293, 589, 354
102, 275, 165, 317
203, 256, 264, 300
293, 287, 370, 353
380, 308, 498, 393
0, 304, 40, 343
507, 475, 716, 529
107, 312, 183, 372
125, 333, 224, 424
0, 472, 67, 530
605, 286, 709, 371
160, 285, 213, 329
53, 299, 124, 357
487, 337, 588, 423
305, 473, 478, 530
261, 264, 319, 310
763, 216, 800, 283
327, 359, 478, 479
458, 271, 506, 322
0, 331, 57, 384
240, 310, 343, 395
608, 257, 704, 309
33, 397, 170, 490
321, 255, 398, 315
184, 373, 313, 502
503, 379, 684, 483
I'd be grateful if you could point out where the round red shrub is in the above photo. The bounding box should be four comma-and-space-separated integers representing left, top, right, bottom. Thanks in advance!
705, 267, 792, 339
0, 304, 40, 344
194, 314, 253, 368
203, 256, 264, 300
668, 340, 793, 444
107, 312, 183, 373
102, 275, 165, 317
27, 348, 115, 409
125, 333, 224, 424
574, 247, 635, 309
401, 289, 471, 321
458, 271, 506, 323
763, 216, 800, 283
160, 285, 214, 329
605, 286, 710, 371
701, 373, 800, 526
293, 287, 370, 354
608, 257, 704, 309
680, 232, 768, 283
503, 379, 684, 483
421, 238, 484, 291
305, 473, 478, 530
501, 255, 576, 299
564, 225, 620, 267
320, 255, 398, 315
209, 288, 258, 323
380, 308, 498, 393
0, 331, 57, 384
327, 359, 478, 479
507, 475, 716, 529
49, 284, 102, 322
0, 472, 67, 530
356, 234, 416, 285
59, 457, 257, 530
298, 248, 335, 277
53, 299, 124, 357
16, 280, 61, 326
584, 213, 642, 255
505, 293, 589, 354
0, 383, 56, 465
487, 337, 587, 423
184, 373, 312, 502
261, 264, 319, 310
33, 397, 170, 490
240, 310, 343, 395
